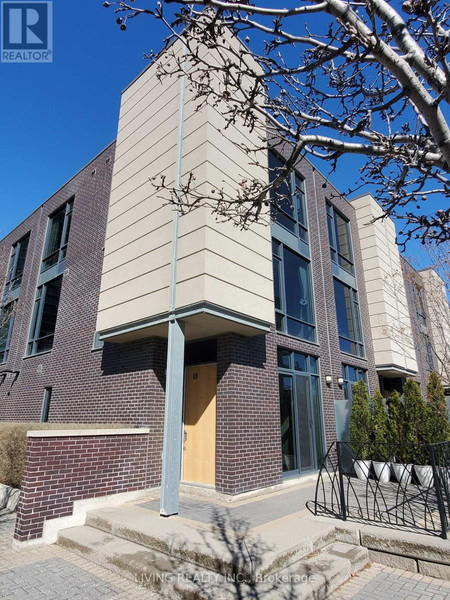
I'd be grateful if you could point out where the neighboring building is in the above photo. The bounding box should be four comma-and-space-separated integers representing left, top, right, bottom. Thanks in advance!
351, 193, 449, 397
0, 37, 447, 500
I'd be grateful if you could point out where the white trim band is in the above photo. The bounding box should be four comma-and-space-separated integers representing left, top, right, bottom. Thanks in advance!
27, 427, 150, 438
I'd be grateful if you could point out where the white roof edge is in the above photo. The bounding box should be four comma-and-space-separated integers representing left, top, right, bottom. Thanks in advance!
27, 427, 150, 438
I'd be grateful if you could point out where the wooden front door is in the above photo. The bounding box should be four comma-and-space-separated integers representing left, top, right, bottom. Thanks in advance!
182, 363, 217, 485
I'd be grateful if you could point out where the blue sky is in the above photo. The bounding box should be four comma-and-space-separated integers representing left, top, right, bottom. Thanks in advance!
0, 1, 444, 266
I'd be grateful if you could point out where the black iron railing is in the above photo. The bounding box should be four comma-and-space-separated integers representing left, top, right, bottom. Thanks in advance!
310, 441, 450, 539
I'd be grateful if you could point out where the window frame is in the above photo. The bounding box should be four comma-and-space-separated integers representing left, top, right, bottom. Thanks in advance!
27, 276, 63, 356
413, 285, 427, 329
334, 278, 365, 357
41, 200, 73, 274
277, 348, 324, 473
326, 203, 354, 275
423, 334, 435, 369
273, 239, 316, 343
341, 364, 368, 401
269, 152, 308, 244
41, 387, 52, 423
0, 303, 15, 364
5, 233, 30, 293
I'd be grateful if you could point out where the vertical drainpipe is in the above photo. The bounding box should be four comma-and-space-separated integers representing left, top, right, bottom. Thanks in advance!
160, 42, 188, 517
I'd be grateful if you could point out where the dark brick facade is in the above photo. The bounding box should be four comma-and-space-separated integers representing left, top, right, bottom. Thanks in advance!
14, 431, 150, 542
401, 256, 433, 395
215, 153, 379, 495
1, 141, 378, 497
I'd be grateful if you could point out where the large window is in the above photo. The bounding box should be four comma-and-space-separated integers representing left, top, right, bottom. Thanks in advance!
0, 304, 14, 363
269, 152, 308, 243
424, 334, 435, 369
42, 200, 73, 272
334, 278, 364, 356
327, 203, 353, 274
342, 364, 367, 401
278, 348, 323, 473
273, 239, 315, 342
27, 276, 62, 355
413, 285, 427, 329
5, 234, 29, 293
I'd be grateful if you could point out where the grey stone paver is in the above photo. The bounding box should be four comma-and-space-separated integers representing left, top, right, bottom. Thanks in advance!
0, 559, 118, 599
330, 564, 450, 599
139, 484, 313, 527
0, 516, 157, 599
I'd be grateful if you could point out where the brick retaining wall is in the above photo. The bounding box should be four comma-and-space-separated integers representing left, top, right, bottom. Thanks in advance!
14, 429, 150, 543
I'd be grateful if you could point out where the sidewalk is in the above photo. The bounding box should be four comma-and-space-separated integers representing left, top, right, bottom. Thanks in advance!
0, 516, 156, 599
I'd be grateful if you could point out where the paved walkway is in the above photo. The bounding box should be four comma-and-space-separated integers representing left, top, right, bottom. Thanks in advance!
139, 483, 313, 528
330, 563, 450, 599
0, 516, 157, 600
2, 505, 450, 599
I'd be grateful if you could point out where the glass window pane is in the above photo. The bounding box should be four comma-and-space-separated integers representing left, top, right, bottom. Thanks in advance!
273, 258, 282, 310
296, 375, 314, 470
309, 356, 318, 374
327, 214, 335, 249
44, 207, 65, 260
38, 277, 62, 339
334, 279, 350, 339
295, 193, 306, 226
278, 348, 291, 369
286, 319, 315, 341
335, 213, 352, 263
310, 376, 324, 464
275, 312, 284, 332
294, 352, 307, 372
272, 239, 281, 256
347, 366, 356, 381
283, 247, 313, 325
279, 375, 298, 472
274, 209, 296, 233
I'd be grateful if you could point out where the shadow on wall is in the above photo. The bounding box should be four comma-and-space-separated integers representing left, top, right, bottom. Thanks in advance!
217, 334, 268, 384
101, 337, 167, 390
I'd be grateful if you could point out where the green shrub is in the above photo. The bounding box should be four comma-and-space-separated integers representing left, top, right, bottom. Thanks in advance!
426, 372, 450, 444
403, 379, 428, 463
349, 380, 372, 459
387, 390, 404, 461
371, 390, 389, 461
0, 422, 127, 488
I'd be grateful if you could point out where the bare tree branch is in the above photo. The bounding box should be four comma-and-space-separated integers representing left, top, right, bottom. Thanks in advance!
103, 0, 450, 244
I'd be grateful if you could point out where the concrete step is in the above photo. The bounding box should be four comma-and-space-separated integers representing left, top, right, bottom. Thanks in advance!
320, 541, 369, 574
57, 524, 361, 599
85, 505, 335, 575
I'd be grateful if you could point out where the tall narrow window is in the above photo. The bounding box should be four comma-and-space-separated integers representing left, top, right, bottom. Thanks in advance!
423, 334, 435, 369
269, 152, 308, 243
5, 233, 29, 293
334, 279, 364, 356
27, 276, 62, 355
0, 303, 14, 363
42, 200, 73, 273
273, 239, 315, 342
41, 387, 52, 423
413, 285, 427, 329
327, 203, 353, 274
277, 349, 323, 473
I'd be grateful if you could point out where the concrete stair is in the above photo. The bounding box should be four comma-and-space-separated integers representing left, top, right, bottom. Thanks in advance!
57, 504, 369, 599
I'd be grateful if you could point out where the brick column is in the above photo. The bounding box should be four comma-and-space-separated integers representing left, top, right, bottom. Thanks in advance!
216, 333, 282, 494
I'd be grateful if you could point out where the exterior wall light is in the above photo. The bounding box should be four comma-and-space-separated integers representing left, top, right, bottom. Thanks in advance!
337, 376, 344, 387
325, 375, 333, 386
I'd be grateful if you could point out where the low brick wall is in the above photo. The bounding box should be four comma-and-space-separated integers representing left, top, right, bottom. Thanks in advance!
14, 428, 150, 544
